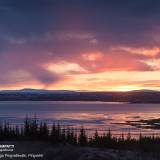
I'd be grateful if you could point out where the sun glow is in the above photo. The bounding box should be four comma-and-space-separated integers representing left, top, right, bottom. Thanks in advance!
112, 86, 141, 92
46, 71, 160, 91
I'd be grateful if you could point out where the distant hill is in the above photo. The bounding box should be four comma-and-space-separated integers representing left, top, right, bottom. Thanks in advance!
0, 88, 76, 94
0, 89, 160, 103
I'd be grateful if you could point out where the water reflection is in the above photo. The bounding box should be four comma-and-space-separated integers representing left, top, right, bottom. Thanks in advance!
0, 101, 160, 136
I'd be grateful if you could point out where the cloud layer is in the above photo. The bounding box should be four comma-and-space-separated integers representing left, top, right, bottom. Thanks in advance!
0, 0, 160, 90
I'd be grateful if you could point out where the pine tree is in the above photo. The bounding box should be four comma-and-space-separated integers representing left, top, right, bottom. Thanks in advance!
78, 126, 87, 146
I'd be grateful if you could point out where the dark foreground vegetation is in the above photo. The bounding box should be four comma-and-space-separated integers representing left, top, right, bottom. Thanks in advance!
3, 142, 159, 160
0, 117, 160, 154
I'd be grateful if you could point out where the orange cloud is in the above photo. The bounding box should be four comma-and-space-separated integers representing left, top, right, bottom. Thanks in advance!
76, 50, 154, 73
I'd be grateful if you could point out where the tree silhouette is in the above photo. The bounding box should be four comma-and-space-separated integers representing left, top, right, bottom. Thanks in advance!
78, 126, 87, 146
0, 116, 159, 153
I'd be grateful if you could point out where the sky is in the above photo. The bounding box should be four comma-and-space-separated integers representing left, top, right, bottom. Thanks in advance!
1, 0, 160, 91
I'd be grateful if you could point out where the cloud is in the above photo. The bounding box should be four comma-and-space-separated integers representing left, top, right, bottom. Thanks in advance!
0, 0, 160, 89
46, 61, 87, 74
112, 47, 160, 58
0, 70, 32, 85
30, 68, 61, 86
75, 50, 154, 73
82, 52, 103, 61
56, 32, 95, 40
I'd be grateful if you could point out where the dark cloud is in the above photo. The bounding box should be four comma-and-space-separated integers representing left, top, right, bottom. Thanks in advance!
0, 0, 160, 47
29, 67, 61, 85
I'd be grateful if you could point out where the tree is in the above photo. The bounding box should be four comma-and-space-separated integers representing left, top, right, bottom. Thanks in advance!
78, 126, 87, 146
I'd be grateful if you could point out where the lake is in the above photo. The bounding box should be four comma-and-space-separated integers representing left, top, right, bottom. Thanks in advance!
0, 101, 160, 136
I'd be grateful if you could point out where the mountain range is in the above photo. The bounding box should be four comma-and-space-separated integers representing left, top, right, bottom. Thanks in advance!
0, 88, 160, 103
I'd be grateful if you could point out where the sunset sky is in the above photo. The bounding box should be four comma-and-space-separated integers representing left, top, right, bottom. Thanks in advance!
1, 0, 160, 91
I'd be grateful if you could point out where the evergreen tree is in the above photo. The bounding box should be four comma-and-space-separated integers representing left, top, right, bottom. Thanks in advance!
78, 126, 87, 146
